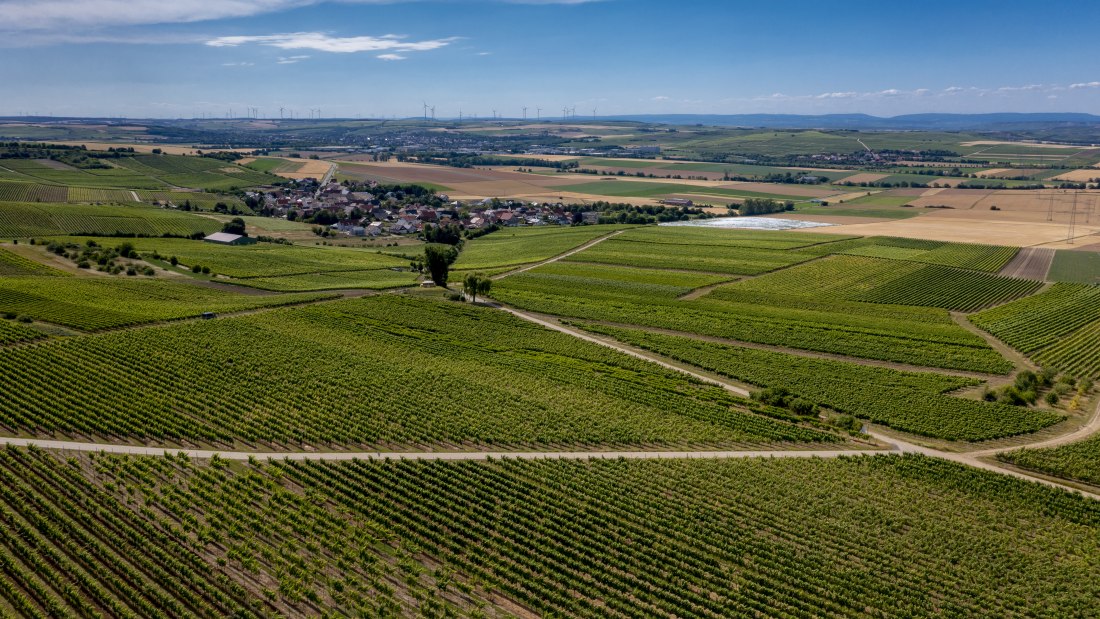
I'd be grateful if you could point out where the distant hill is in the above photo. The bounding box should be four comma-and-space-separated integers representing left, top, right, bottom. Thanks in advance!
605, 113, 1100, 131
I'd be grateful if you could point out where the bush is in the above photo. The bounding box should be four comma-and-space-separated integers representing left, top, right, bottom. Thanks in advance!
201, 266, 211, 275
170, 256, 178, 266
191, 264, 202, 273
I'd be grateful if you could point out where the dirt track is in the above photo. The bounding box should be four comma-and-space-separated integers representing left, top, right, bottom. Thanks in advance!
999, 247, 1055, 280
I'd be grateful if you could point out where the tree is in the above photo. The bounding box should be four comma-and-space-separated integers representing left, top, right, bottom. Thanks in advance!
424, 245, 457, 286
463, 273, 493, 303
222, 217, 247, 236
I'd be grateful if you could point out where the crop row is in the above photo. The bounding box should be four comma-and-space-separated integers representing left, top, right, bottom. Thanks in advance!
0, 201, 221, 238
564, 237, 815, 274
0, 248, 66, 277
999, 436, 1100, 487
1, 449, 1091, 617
971, 283, 1100, 376
0, 320, 43, 345
0, 296, 834, 447
453, 225, 635, 271
495, 270, 1013, 374
612, 226, 855, 250
582, 324, 1062, 441
854, 264, 1042, 312
0, 276, 332, 331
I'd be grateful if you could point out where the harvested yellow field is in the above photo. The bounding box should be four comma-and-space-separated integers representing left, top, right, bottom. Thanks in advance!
839, 173, 889, 184
801, 210, 1100, 247
976, 168, 1011, 178
276, 159, 333, 180
1052, 169, 1100, 182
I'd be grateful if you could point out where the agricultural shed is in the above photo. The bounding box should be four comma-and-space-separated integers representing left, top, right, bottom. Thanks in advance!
203, 232, 256, 245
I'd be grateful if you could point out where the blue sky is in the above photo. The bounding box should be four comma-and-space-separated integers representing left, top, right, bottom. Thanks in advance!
2, 0, 1099, 119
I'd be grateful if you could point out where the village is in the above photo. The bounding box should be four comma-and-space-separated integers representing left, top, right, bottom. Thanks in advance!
247, 177, 601, 239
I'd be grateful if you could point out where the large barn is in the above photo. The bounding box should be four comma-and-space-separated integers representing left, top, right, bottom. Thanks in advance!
202, 232, 256, 245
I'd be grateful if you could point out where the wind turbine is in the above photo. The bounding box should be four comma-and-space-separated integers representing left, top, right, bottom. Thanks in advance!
536, 107, 542, 121
430, 105, 436, 121
279, 107, 284, 119
522, 107, 528, 121
422, 101, 429, 121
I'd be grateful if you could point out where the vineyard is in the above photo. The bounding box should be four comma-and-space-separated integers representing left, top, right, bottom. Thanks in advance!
232, 268, 419, 291
0, 295, 836, 447
0, 320, 43, 345
0, 247, 66, 276
0, 277, 333, 331
0, 202, 222, 238
581, 324, 1062, 441
1, 448, 1097, 617
971, 283, 1100, 377
452, 225, 635, 271
564, 237, 814, 274
853, 264, 1042, 311
999, 436, 1100, 487
825, 236, 1020, 271
495, 255, 1015, 374
611, 225, 855, 250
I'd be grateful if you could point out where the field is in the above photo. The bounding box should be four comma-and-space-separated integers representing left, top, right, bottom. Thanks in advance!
0, 202, 222, 238
0, 449, 1096, 617
0, 276, 332, 331
971, 283, 1100, 377
0, 295, 834, 447
1000, 438, 1100, 487
453, 225, 635, 271
0, 154, 277, 193
581, 324, 1060, 441
496, 233, 1016, 374
0, 247, 66, 276
58, 236, 410, 279
1049, 249, 1100, 284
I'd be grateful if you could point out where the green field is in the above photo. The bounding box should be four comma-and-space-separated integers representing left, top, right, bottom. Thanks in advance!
0, 201, 222, 238
0, 154, 277, 192
565, 237, 815, 274
1049, 249, 1100, 284
0, 247, 67, 276
58, 236, 409, 278
0, 276, 332, 331
0, 296, 834, 447
495, 257, 1007, 373
1000, 436, 1100, 487
583, 324, 1060, 441
971, 283, 1100, 378
0, 448, 1096, 617
452, 225, 634, 271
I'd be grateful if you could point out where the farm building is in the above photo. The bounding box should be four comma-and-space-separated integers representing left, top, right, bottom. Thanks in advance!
203, 232, 256, 245
660, 198, 694, 207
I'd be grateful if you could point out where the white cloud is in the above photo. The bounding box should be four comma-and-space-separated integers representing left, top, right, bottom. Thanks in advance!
276, 55, 309, 63
376, 53, 405, 61
815, 91, 857, 99
222, 61, 255, 66
651, 95, 670, 101
0, 0, 598, 33
943, 86, 965, 94
475, 51, 492, 56
206, 32, 457, 53
1069, 81, 1100, 89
